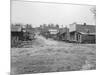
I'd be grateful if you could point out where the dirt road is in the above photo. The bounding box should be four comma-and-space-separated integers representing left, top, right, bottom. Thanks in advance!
11, 35, 96, 74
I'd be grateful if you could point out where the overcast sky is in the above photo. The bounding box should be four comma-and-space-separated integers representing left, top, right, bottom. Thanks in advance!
11, 0, 96, 27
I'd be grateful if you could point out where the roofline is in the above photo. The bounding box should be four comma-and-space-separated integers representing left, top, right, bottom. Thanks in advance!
69, 31, 96, 35
76, 24, 96, 26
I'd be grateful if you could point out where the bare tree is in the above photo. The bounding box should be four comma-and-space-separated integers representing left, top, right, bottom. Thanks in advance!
90, 6, 96, 24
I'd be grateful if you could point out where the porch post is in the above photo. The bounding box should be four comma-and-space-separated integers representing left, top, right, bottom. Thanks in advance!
79, 34, 82, 43
74, 32, 77, 42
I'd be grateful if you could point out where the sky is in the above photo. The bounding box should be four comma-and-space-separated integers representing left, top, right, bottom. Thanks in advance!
11, 0, 96, 27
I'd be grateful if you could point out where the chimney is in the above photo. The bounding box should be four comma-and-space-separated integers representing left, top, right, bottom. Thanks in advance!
84, 23, 86, 26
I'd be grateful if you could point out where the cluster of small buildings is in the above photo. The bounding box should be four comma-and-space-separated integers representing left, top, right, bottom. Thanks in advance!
11, 24, 35, 47
35, 23, 96, 43
11, 22, 96, 46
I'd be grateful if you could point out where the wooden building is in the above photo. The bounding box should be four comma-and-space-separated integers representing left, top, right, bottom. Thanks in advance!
11, 25, 23, 47
57, 27, 70, 41
69, 23, 96, 43
11, 24, 36, 47
39, 24, 59, 39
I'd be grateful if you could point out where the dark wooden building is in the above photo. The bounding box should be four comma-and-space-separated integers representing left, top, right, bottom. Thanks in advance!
11, 25, 23, 47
